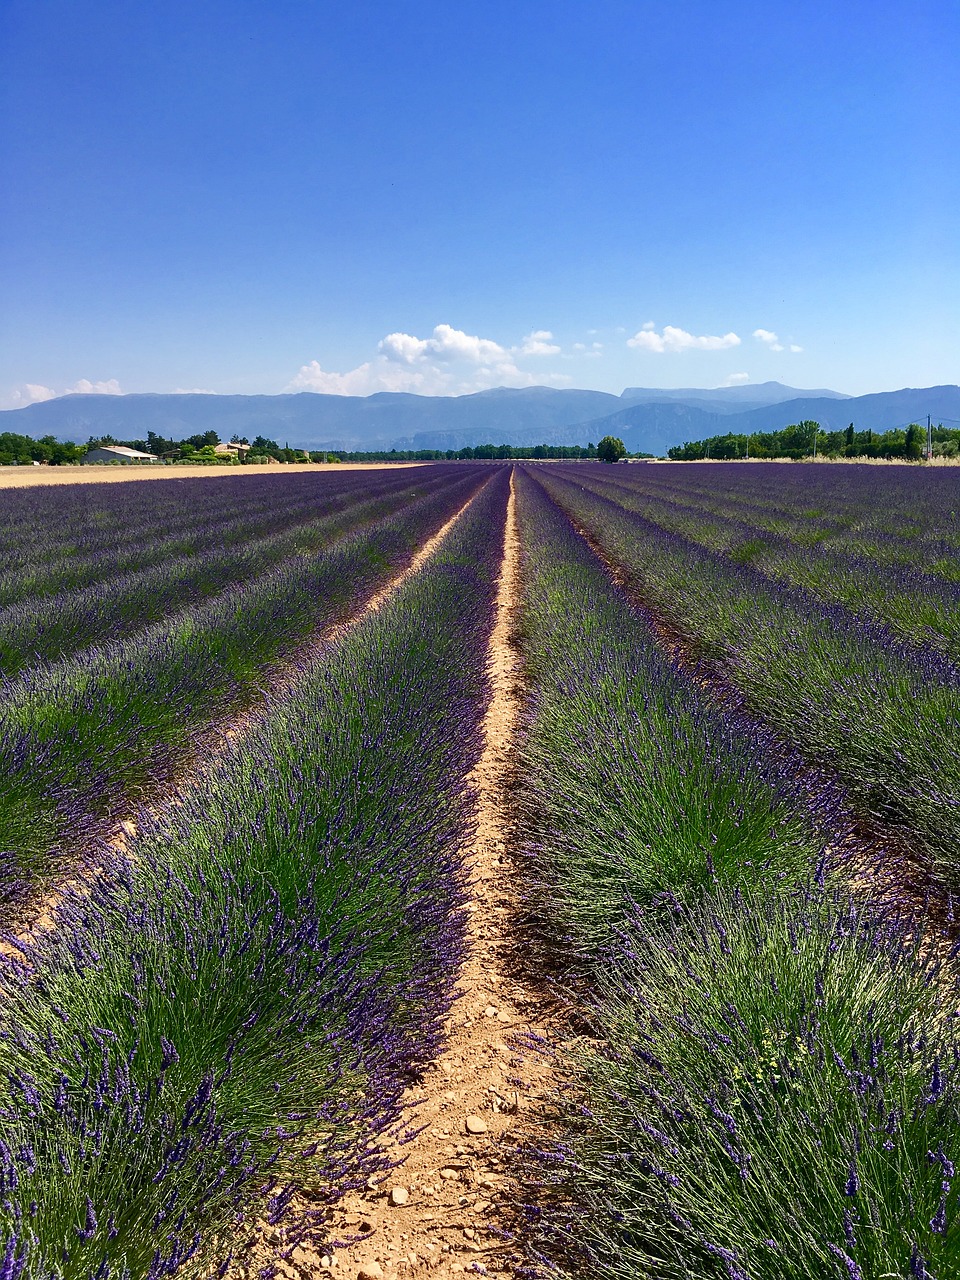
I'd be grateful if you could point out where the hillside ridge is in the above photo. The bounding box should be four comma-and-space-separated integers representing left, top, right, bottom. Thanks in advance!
4, 383, 956, 455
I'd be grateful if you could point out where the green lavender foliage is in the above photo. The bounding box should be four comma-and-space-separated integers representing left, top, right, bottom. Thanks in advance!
544, 888, 960, 1280
0, 469, 509, 1277
567, 466, 960, 658
0, 470, 484, 899
534, 467, 960, 894
514, 467, 827, 958
514, 467, 960, 1280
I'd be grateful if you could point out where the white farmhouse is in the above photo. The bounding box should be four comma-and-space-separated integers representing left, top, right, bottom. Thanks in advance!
81, 445, 159, 464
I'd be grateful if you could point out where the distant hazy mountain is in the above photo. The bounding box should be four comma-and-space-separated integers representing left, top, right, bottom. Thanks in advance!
620, 381, 850, 413
5, 387, 622, 452
3, 382, 955, 456
580, 385, 960, 455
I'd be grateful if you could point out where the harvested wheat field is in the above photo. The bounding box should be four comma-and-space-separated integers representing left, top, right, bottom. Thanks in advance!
0, 461, 425, 489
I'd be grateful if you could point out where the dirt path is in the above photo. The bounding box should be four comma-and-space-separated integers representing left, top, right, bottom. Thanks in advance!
5, 480, 490, 950
0, 463, 426, 489
267, 469, 558, 1280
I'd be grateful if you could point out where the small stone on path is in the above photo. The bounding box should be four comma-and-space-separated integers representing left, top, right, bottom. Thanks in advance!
357, 1266, 384, 1280
465, 1115, 488, 1135
390, 1186, 409, 1205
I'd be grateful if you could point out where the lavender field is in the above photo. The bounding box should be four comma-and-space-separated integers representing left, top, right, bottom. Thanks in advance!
2, 461, 960, 1280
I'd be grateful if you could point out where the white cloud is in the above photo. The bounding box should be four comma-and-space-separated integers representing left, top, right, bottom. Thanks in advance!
173, 387, 218, 395
288, 323, 573, 397
69, 378, 123, 395
377, 333, 431, 365
379, 323, 510, 366
753, 328, 784, 352
289, 359, 428, 396
7, 377, 124, 407
10, 383, 57, 405
753, 329, 803, 353
722, 372, 751, 386
628, 324, 741, 353
519, 329, 561, 356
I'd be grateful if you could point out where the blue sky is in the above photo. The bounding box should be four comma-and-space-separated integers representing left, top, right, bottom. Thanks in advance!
2, 0, 957, 407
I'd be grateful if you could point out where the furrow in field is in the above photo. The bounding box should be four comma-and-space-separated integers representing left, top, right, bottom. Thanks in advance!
531, 465, 960, 897
305, 468, 562, 1280
0, 468, 508, 1276
0, 469, 487, 922
524, 466, 936, 920
7, 475, 492, 946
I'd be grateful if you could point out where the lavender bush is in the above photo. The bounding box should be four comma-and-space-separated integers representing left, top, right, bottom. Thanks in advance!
0, 468, 509, 1276
513, 468, 834, 956
532, 467, 960, 894
0, 467, 486, 904
0, 467, 445, 674
513, 465, 960, 1278
584, 461, 960, 578
535, 886, 960, 1279
0, 470, 399, 602
565, 465, 960, 659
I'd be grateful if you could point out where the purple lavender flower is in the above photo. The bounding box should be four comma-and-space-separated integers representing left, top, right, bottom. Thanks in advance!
826, 1242, 864, 1279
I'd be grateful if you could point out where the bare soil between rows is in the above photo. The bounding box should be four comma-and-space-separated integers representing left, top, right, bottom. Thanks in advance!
250, 470, 562, 1280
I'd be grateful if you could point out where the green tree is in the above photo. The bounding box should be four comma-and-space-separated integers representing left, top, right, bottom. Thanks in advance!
597, 435, 627, 464
904, 423, 923, 460
185, 430, 220, 449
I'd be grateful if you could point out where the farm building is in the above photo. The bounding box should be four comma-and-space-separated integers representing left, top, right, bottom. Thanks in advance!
214, 441, 251, 457
81, 444, 159, 464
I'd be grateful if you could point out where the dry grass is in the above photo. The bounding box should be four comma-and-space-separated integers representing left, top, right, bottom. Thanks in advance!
0, 462, 427, 489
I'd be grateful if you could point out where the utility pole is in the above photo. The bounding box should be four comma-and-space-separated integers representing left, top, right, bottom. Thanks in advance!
927, 414, 933, 461
812, 423, 818, 459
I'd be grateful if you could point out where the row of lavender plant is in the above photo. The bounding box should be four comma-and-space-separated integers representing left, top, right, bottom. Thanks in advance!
512, 467, 834, 947
0, 466, 510, 1278
513, 466, 960, 1280
532, 466, 960, 895
0, 467, 487, 907
562, 464, 960, 658
606, 461, 960, 577
0, 467, 451, 677
0, 468, 422, 604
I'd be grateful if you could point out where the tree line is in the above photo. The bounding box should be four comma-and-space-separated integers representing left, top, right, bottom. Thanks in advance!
0, 428, 642, 466
330, 438, 638, 461
668, 420, 960, 462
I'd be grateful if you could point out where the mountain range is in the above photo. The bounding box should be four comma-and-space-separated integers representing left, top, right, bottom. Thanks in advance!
4, 383, 958, 455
